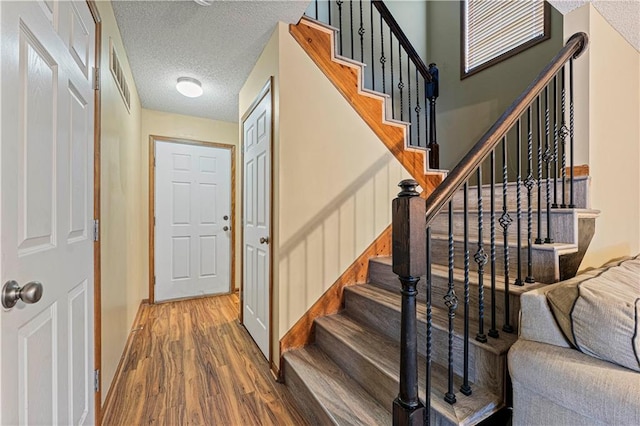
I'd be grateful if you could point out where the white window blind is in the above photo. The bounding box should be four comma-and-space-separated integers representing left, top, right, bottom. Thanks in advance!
464, 0, 546, 74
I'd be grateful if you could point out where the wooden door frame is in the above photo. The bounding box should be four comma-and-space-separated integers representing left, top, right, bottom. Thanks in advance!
148, 135, 237, 304
86, 1, 102, 424
239, 77, 275, 374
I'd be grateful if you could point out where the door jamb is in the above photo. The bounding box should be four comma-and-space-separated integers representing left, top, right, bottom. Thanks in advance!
148, 135, 236, 304
240, 77, 275, 374
86, 1, 102, 424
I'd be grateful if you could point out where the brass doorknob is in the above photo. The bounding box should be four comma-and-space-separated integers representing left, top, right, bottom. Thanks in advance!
2, 280, 43, 309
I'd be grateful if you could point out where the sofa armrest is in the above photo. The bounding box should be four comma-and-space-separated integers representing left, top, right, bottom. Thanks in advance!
518, 285, 571, 347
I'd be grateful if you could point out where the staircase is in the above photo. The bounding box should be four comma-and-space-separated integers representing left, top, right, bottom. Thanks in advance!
282, 1, 592, 424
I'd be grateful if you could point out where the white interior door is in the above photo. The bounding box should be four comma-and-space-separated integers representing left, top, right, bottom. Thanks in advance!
1, 1, 96, 425
155, 141, 232, 302
242, 90, 271, 359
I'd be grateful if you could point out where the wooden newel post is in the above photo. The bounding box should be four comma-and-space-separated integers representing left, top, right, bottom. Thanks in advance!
392, 179, 427, 426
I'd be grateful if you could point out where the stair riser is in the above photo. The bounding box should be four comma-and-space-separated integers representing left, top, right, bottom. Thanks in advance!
344, 289, 507, 397
430, 211, 546, 242
315, 325, 397, 410
450, 178, 589, 211
283, 358, 335, 425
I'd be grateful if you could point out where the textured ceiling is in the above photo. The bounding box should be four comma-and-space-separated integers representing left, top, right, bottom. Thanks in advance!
111, 0, 310, 123
549, 0, 640, 51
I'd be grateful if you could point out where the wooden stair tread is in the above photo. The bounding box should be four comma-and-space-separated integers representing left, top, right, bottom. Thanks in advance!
347, 284, 517, 354
315, 314, 502, 425
369, 256, 546, 296
284, 346, 391, 426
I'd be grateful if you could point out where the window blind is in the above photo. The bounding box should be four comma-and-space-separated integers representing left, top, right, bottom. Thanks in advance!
464, 0, 546, 73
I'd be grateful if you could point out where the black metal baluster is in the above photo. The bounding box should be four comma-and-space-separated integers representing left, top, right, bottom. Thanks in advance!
369, 1, 374, 90
379, 16, 386, 94
560, 66, 567, 207
349, 0, 354, 58
328, 0, 332, 25
500, 138, 514, 333
552, 76, 559, 208
525, 107, 536, 283
476, 167, 488, 342
426, 225, 432, 426
461, 183, 471, 396
428, 64, 439, 169
389, 27, 393, 108
408, 61, 412, 144
544, 86, 554, 243
315, 0, 318, 19
358, 0, 364, 62
488, 151, 499, 338
535, 97, 543, 245
444, 201, 457, 404
398, 41, 404, 121
569, 59, 575, 208
515, 119, 523, 286
415, 68, 421, 147
337, 1, 343, 55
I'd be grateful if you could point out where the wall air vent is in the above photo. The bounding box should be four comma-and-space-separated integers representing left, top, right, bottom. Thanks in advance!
109, 38, 131, 111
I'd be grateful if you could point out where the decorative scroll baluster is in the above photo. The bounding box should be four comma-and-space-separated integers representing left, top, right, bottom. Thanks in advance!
475, 167, 487, 342
428, 64, 439, 169
426, 226, 433, 426
391, 179, 426, 424
461, 184, 471, 396
500, 138, 514, 333
369, 1, 374, 90
379, 15, 386, 93
444, 201, 457, 404
398, 41, 404, 121
415, 68, 421, 147
337, 1, 343, 55
358, 0, 364, 62
515, 119, 523, 286
552, 76, 559, 208
525, 107, 536, 283
488, 151, 499, 338
569, 58, 575, 208
544, 86, 554, 243
560, 66, 567, 207
535, 97, 543, 245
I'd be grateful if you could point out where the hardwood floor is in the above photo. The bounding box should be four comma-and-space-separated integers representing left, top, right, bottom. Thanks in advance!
102, 294, 308, 425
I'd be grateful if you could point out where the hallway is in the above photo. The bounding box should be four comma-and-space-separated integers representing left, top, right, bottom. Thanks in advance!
102, 294, 307, 425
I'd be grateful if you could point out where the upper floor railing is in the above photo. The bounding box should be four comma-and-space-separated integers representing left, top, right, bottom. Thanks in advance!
307, 0, 441, 168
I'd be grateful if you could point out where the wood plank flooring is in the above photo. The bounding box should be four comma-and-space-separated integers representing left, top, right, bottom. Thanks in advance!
102, 294, 308, 425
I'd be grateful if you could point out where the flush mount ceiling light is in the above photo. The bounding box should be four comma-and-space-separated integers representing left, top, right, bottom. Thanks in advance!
193, 0, 214, 5
176, 77, 203, 98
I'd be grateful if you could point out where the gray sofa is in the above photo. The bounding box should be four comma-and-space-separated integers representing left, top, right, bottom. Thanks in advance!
508, 255, 640, 425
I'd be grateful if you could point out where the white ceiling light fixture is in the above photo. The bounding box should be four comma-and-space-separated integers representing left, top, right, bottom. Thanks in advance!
193, 0, 214, 6
176, 77, 203, 98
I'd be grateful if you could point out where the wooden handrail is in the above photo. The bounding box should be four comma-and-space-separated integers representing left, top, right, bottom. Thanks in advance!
424, 32, 589, 225
372, 0, 432, 83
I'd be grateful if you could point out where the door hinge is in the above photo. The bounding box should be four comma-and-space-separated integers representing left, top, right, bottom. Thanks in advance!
94, 369, 100, 393
93, 219, 100, 242
93, 67, 100, 91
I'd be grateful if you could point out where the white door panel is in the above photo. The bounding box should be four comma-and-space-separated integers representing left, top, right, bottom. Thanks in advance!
155, 141, 231, 302
243, 90, 271, 359
1, 1, 95, 425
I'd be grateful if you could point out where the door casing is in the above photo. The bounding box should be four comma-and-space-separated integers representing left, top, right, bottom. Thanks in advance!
148, 135, 236, 304
240, 77, 276, 374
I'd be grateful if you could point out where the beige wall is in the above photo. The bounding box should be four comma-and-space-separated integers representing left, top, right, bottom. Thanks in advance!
426, 1, 563, 170
139, 109, 239, 292
96, 0, 144, 403
240, 23, 409, 364
564, 4, 640, 268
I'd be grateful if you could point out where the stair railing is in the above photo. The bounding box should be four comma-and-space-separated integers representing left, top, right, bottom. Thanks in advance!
392, 32, 588, 425
306, 0, 441, 169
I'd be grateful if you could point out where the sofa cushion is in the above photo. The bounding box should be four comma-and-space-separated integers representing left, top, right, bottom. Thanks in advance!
546, 255, 640, 372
